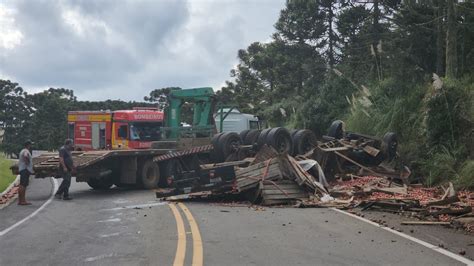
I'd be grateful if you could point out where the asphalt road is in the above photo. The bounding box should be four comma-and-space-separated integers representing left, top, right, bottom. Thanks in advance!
0, 178, 471, 266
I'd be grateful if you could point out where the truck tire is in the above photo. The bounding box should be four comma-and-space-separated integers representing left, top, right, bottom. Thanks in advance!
87, 177, 113, 190
328, 120, 345, 139
381, 132, 398, 161
239, 130, 251, 143
243, 129, 261, 145
218, 132, 241, 160
266, 127, 293, 154
292, 129, 317, 155
139, 160, 160, 189
210, 132, 225, 162
256, 128, 272, 149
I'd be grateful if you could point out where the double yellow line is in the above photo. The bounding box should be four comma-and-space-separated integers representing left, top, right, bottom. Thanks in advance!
168, 203, 203, 266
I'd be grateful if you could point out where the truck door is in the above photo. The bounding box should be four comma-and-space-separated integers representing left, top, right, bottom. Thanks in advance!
91, 122, 107, 149
112, 122, 129, 149
99, 123, 106, 149
91, 123, 100, 149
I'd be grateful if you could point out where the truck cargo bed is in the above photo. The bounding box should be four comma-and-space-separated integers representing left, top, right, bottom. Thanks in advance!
12, 149, 172, 178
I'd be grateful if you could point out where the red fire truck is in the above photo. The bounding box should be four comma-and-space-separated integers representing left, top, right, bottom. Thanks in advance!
67, 108, 164, 150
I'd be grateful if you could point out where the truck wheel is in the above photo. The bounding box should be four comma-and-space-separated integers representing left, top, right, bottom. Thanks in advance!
239, 130, 251, 142
87, 177, 113, 190
139, 160, 160, 189
266, 127, 293, 154
218, 132, 241, 160
293, 129, 317, 155
381, 132, 398, 161
243, 129, 261, 145
256, 128, 272, 149
328, 120, 345, 139
210, 132, 225, 162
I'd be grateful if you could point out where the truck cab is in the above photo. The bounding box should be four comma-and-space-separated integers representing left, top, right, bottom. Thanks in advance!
67, 108, 164, 150
214, 108, 261, 133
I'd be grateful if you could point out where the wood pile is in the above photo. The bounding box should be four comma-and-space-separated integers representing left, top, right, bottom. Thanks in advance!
234, 153, 324, 206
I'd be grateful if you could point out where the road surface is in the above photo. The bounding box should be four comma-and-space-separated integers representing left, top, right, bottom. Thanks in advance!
0, 177, 471, 266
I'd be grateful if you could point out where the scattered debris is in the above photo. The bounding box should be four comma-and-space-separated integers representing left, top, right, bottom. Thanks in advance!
153, 139, 474, 235
0, 184, 19, 207
401, 221, 451, 226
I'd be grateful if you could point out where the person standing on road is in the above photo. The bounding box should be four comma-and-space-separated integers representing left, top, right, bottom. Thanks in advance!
55, 139, 75, 200
18, 140, 34, 205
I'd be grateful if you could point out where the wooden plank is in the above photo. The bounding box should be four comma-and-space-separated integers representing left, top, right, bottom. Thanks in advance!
319, 147, 349, 152
262, 189, 306, 195
262, 194, 308, 200
401, 221, 451, 225
235, 159, 278, 176
251, 145, 279, 165
261, 199, 298, 206
200, 160, 249, 169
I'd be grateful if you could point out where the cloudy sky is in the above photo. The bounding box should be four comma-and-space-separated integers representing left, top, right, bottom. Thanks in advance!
0, 0, 285, 101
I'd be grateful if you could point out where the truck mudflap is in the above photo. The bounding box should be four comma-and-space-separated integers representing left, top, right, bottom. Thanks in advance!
153, 144, 214, 162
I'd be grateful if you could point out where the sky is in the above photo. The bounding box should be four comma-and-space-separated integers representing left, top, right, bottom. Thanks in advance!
0, 0, 285, 101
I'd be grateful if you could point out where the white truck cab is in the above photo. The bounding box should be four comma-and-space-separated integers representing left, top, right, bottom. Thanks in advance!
214, 108, 261, 133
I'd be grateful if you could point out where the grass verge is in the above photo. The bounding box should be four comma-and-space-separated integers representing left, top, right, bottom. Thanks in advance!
0, 154, 16, 192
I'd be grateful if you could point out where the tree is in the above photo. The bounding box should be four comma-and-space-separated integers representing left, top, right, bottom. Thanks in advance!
27, 88, 76, 150
445, 0, 457, 78
0, 80, 33, 156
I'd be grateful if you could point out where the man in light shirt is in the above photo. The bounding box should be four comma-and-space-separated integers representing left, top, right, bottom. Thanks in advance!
18, 140, 34, 205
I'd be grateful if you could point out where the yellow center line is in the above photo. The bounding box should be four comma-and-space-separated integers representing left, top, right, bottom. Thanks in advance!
169, 203, 187, 266
178, 203, 204, 266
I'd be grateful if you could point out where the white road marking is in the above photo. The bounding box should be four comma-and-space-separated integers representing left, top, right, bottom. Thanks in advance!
112, 199, 130, 204
0, 177, 58, 237
103, 202, 168, 211
99, 232, 121, 238
331, 208, 474, 266
84, 253, 115, 262
97, 218, 121, 223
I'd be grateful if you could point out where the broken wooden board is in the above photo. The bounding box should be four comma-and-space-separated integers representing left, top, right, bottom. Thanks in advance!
260, 180, 309, 206
286, 155, 328, 195
235, 157, 284, 192
401, 221, 451, 226
361, 199, 421, 211
425, 195, 460, 207
251, 145, 279, 165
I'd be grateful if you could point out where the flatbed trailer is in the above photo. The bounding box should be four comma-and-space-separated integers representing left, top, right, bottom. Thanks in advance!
13, 144, 217, 190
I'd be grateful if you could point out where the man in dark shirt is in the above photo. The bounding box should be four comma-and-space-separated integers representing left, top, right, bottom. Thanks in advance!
55, 139, 75, 200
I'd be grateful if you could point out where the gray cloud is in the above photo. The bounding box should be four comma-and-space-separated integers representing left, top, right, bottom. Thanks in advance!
0, 0, 284, 101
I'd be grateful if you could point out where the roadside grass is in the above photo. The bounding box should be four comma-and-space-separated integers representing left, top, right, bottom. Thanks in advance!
0, 154, 15, 192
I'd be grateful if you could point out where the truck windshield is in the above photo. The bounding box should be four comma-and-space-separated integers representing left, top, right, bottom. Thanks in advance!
129, 122, 162, 141
249, 120, 260, 130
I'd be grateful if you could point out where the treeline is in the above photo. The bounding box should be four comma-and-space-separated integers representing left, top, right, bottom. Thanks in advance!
217, 0, 474, 187
0, 80, 155, 155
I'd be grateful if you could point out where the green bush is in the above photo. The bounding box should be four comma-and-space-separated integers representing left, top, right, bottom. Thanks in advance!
456, 160, 474, 189
345, 77, 473, 187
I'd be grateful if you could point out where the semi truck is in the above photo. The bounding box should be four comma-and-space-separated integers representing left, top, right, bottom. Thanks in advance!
13, 87, 314, 193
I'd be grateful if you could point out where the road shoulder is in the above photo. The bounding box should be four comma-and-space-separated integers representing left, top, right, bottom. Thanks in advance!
0, 177, 54, 232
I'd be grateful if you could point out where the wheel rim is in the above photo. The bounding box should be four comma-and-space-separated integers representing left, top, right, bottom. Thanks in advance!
276, 136, 289, 153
